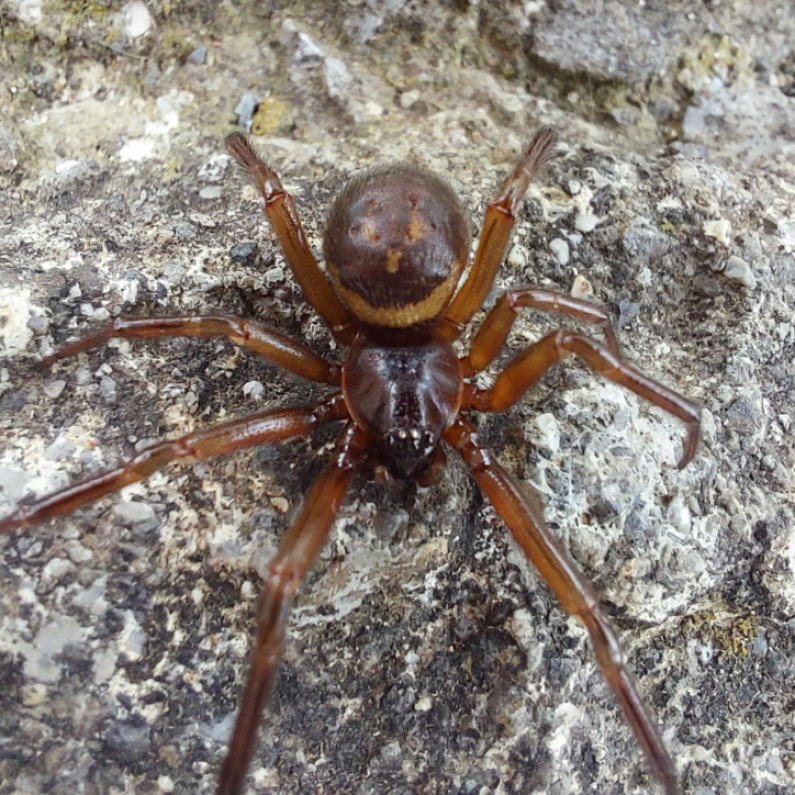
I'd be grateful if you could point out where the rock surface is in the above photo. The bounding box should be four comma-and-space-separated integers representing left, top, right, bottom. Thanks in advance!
0, 3, 793, 795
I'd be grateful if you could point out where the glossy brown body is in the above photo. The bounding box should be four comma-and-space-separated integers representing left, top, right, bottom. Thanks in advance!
0, 129, 701, 795
324, 164, 470, 332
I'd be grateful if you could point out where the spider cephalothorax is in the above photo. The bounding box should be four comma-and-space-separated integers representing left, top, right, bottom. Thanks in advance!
1, 128, 700, 795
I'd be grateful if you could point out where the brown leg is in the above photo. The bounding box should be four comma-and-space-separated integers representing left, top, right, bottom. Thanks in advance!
0, 395, 348, 534
440, 127, 559, 339
42, 315, 341, 385
218, 422, 367, 795
225, 133, 354, 343
465, 288, 619, 373
467, 328, 700, 469
444, 415, 683, 795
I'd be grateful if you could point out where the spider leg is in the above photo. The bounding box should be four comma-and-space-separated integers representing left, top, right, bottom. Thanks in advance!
225, 133, 354, 343
465, 287, 619, 373
440, 127, 559, 339
0, 395, 348, 534
218, 421, 367, 795
41, 315, 341, 385
466, 328, 700, 469
444, 415, 683, 795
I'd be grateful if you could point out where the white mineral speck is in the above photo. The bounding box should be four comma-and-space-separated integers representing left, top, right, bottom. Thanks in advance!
271, 497, 289, 513
158, 775, 176, 793
507, 244, 527, 268
119, 138, 156, 162
0, 287, 33, 356
534, 413, 561, 454
122, 0, 154, 38
549, 238, 570, 266
119, 610, 146, 661
94, 647, 117, 683
16, 0, 42, 25
571, 274, 594, 299
243, 381, 265, 399
42, 557, 76, 584
574, 212, 600, 233
414, 696, 432, 712
703, 218, 732, 246
667, 495, 692, 535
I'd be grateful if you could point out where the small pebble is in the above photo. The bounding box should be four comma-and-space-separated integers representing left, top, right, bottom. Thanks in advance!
400, 89, 420, 109
114, 500, 155, 526
234, 93, 258, 129
723, 255, 756, 289
549, 238, 570, 266
42, 556, 76, 583
100, 376, 117, 404
380, 741, 403, 764
27, 315, 49, 334
187, 46, 206, 65
264, 266, 285, 283
65, 539, 93, 563
199, 186, 222, 200
567, 179, 582, 196
294, 32, 324, 67
617, 300, 640, 330
44, 435, 76, 461
230, 241, 258, 264
174, 221, 196, 239
43, 380, 66, 399
234, 94, 258, 118
574, 213, 600, 233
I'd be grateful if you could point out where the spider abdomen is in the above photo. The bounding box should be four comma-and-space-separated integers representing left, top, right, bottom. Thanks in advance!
342, 334, 462, 478
323, 164, 470, 330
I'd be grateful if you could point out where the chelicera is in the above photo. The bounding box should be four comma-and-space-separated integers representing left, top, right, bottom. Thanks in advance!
1, 129, 700, 795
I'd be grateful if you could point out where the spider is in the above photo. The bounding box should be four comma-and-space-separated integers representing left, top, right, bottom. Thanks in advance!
0, 128, 700, 795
